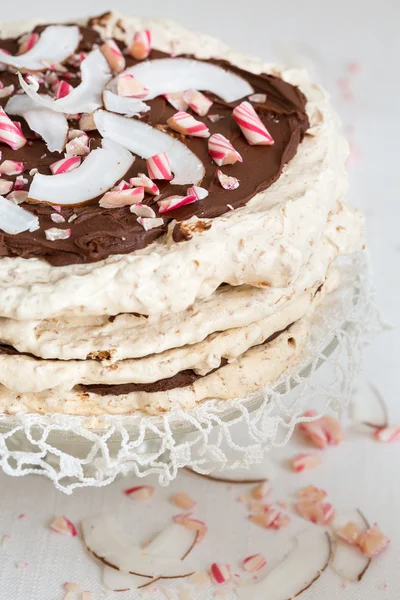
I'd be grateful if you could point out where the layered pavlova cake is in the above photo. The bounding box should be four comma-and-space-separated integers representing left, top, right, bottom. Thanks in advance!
0, 13, 364, 416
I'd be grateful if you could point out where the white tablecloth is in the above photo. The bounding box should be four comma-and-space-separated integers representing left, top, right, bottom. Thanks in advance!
0, 0, 399, 598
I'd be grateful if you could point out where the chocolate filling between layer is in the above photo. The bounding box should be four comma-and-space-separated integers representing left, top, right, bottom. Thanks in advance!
0, 24, 309, 266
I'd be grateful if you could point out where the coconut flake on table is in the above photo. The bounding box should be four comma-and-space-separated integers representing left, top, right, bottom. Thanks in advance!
28, 138, 134, 205
0, 195, 39, 234
18, 49, 112, 114
82, 515, 195, 579
0, 26, 80, 71
237, 530, 331, 600
124, 58, 254, 102
186, 455, 278, 483
5, 94, 69, 153
94, 110, 205, 185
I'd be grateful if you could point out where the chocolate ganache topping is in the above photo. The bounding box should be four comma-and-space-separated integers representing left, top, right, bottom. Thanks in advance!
0, 23, 309, 267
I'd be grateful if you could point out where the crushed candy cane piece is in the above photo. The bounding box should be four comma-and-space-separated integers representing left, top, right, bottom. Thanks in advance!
65, 135, 90, 157
63, 583, 81, 592
79, 113, 97, 131
298, 485, 327, 502
291, 453, 321, 472
100, 187, 144, 209
16, 562, 28, 569
208, 114, 224, 123
210, 563, 231, 584
14, 175, 27, 190
248, 93, 267, 103
54, 80, 73, 100
50, 156, 81, 175
45, 228, 72, 242
208, 134, 242, 166
232, 101, 274, 145
249, 507, 282, 529
100, 39, 126, 73
0, 84, 15, 99
217, 169, 239, 190
117, 73, 148, 99
129, 29, 152, 61
158, 194, 197, 214
147, 152, 172, 180
359, 524, 390, 558
51, 213, 66, 224
0, 180, 13, 195
299, 411, 343, 448
322, 415, 344, 445
183, 89, 213, 117
130, 173, 159, 195
173, 514, 208, 542
250, 481, 271, 500
0, 107, 27, 150
124, 485, 154, 500
164, 92, 188, 111
137, 216, 164, 231
130, 204, 156, 218
374, 427, 400, 443
7, 191, 28, 204
296, 500, 335, 525
18, 32, 39, 55
243, 554, 267, 573
271, 513, 291, 529
0, 160, 24, 175
1, 533, 11, 547
168, 111, 210, 138
337, 522, 363, 546
187, 185, 208, 200
115, 179, 131, 191
171, 492, 196, 510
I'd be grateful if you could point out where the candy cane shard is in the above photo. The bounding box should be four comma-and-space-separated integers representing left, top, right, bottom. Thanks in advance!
210, 563, 231, 584
54, 80, 73, 100
130, 204, 156, 218
237, 531, 331, 600
217, 170, 239, 190
158, 194, 197, 214
0, 107, 27, 150
100, 39, 126, 73
242, 554, 267, 574
0, 26, 80, 71
332, 509, 371, 581
130, 173, 159, 195
291, 453, 321, 472
233, 101, 274, 146
50, 157, 81, 175
125, 58, 254, 102
18, 50, 112, 114
147, 152, 172, 180
45, 227, 71, 241
183, 89, 213, 116
117, 74, 149, 98
82, 515, 195, 579
164, 92, 188, 111
0, 160, 24, 175
208, 134, 243, 166
29, 138, 134, 205
17, 32, 40, 55
128, 30, 152, 61
187, 185, 208, 200
137, 216, 164, 231
99, 187, 145, 209
374, 426, 400, 443
0, 195, 39, 234
167, 111, 210, 138
0, 180, 13, 195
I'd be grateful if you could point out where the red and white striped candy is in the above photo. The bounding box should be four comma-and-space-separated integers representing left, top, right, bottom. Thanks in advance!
322, 415, 344, 445
158, 194, 197, 214
299, 411, 343, 448
210, 563, 231, 584
242, 554, 267, 573
217, 169, 239, 190
117, 74, 149, 99
208, 133, 243, 166
374, 426, 400, 443
137, 216, 164, 231
147, 152, 172, 180
0, 108, 27, 151
187, 185, 208, 200
65, 135, 90, 158
0, 160, 24, 175
173, 515, 208, 542
291, 453, 321, 472
163, 92, 188, 111
0, 180, 13, 195
130, 204, 156, 218
124, 485, 154, 500
296, 500, 335, 525
250, 481, 272, 500
359, 524, 390, 558
17, 32, 39, 55
100, 39, 126, 73
130, 173, 159, 195
14, 176, 27, 190
128, 29, 152, 61
54, 80, 73, 100
50, 516, 78, 536
232, 101, 274, 146
183, 89, 213, 117
336, 522, 363, 546
271, 513, 291, 529
298, 485, 327, 502
167, 111, 210, 138
50, 156, 81, 175
115, 179, 131, 191
99, 187, 145, 209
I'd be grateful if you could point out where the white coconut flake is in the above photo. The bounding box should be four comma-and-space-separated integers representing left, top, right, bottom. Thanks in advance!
0, 195, 39, 234
18, 49, 111, 114
94, 110, 205, 185
28, 138, 134, 205
0, 26, 80, 71
5, 94, 68, 153
124, 58, 254, 102
103, 90, 150, 117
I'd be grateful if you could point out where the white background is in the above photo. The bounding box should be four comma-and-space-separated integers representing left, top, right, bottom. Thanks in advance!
0, 1, 399, 598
